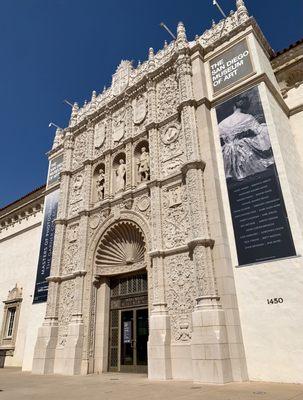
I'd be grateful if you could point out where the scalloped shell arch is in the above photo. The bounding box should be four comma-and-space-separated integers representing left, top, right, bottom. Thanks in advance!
95, 221, 146, 275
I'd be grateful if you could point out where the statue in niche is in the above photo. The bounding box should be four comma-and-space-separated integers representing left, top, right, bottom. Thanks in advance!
137, 147, 150, 182
96, 168, 105, 200
115, 159, 126, 193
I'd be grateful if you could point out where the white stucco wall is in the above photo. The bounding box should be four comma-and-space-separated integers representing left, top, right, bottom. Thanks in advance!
209, 31, 303, 383
0, 211, 45, 368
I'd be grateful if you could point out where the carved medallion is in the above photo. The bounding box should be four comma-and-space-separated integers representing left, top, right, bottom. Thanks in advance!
94, 121, 106, 148
161, 124, 180, 145
112, 60, 132, 96
133, 94, 147, 125
137, 194, 150, 212
89, 214, 100, 229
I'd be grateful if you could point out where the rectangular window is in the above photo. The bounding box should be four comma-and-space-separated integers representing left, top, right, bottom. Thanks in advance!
6, 308, 16, 338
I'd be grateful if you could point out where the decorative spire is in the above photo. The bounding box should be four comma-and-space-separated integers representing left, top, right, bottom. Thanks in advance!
148, 47, 154, 60
236, 0, 249, 23
90, 90, 97, 113
148, 47, 155, 71
52, 127, 64, 149
69, 102, 79, 127
164, 40, 168, 49
177, 21, 187, 42
176, 21, 188, 50
103, 86, 106, 93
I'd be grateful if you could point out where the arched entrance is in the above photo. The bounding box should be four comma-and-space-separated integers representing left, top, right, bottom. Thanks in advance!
92, 219, 149, 374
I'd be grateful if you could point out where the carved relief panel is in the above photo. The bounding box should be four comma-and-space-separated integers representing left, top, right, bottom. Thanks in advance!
165, 254, 196, 342
133, 93, 148, 136
61, 223, 79, 275
58, 279, 75, 347
162, 184, 189, 249
156, 74, 179, 122
112, 108, 126, 147
72, 132, 87, 170
93, 120, 107, 158
159, 121, 185, 178
68, 172, 84, 217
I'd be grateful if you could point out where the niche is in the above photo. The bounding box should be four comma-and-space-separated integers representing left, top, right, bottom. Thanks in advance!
113, 152, 126, 195
134, 140, 150, 184
93, 163, 106, 203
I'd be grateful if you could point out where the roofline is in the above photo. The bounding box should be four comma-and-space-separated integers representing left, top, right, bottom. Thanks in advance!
271, 38, 303, 59
0, 184, 46, 213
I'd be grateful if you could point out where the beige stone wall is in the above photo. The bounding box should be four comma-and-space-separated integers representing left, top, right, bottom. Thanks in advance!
0, 211, 45, 368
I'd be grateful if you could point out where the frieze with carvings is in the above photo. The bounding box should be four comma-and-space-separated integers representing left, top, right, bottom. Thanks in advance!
58, 279, 75, 347
162, 185, 189, 249
156, 74, 179, 122
165, 254, 196, 342
68, 172, 84, 217
159, 122, 185, 178
72, 132, 87, 170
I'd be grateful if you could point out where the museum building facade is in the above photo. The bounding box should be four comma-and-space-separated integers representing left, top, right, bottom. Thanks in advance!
1, 0, 303, 384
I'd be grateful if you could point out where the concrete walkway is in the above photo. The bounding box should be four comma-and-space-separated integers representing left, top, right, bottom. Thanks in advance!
0, 368, 302, 400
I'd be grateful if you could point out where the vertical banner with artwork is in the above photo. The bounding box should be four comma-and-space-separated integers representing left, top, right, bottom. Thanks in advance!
215, 86, 296, 266
33, 154, 63, 303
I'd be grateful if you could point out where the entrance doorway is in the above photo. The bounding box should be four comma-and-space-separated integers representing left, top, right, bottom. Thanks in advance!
108, 273, 148, 373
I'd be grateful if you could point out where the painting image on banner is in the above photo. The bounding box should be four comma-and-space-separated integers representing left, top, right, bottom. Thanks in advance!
216, 86, 296, 265
33, 189, 59, 303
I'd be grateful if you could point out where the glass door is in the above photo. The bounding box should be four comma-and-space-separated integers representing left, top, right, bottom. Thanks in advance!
120, 308, 148, 372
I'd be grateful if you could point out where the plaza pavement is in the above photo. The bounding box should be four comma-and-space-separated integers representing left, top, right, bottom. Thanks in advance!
0, 367, 302, 400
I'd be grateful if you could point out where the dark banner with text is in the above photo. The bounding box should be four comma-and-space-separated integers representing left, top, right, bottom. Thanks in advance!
33, 189, 59, 303
216, 86, 296, 266
210, 39, 253, 93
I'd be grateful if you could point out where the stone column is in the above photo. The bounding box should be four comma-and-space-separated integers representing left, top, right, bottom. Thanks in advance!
32, 131, 74, 375
176, 22, 232, 383
61, 122, 94, 375
146, 76, 172, 378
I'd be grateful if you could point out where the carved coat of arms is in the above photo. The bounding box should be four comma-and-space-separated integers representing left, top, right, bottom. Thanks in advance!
112, 109, 126, 143
94, 121, 106, 148
133, 94, 147, 125
112, 60, 132, 96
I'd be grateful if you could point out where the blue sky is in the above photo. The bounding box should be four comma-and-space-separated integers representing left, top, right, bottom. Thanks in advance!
1, 0, 302, 207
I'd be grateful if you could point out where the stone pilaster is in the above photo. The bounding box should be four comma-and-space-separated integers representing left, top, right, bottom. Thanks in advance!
32, 131, 74, 374
176, 22, 232, 383
147, 181, 172, 379
61, 122, 93, 375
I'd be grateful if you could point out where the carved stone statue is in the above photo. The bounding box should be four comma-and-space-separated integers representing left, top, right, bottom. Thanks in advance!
115, 159, 126, 193
137, 147, 150, 182
96, 168, 105, 200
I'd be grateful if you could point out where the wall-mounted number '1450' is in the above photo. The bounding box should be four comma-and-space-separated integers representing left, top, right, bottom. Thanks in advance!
267, 298, 284, 304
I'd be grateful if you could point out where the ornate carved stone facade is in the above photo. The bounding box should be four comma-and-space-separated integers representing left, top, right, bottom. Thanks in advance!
29, 0, 303, 385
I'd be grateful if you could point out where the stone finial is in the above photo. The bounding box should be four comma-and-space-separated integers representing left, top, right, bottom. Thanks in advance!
103, 86, 106, 93
148, 47, 154, 60
91, 90, 97, 102
148, 47, 155, 70
164, 40, 168, 49
69, 102, 79, 127
90, 90, 97, 113
177, 21, 187, 42
52, 127, 64, 149
236, 0, 249, 22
